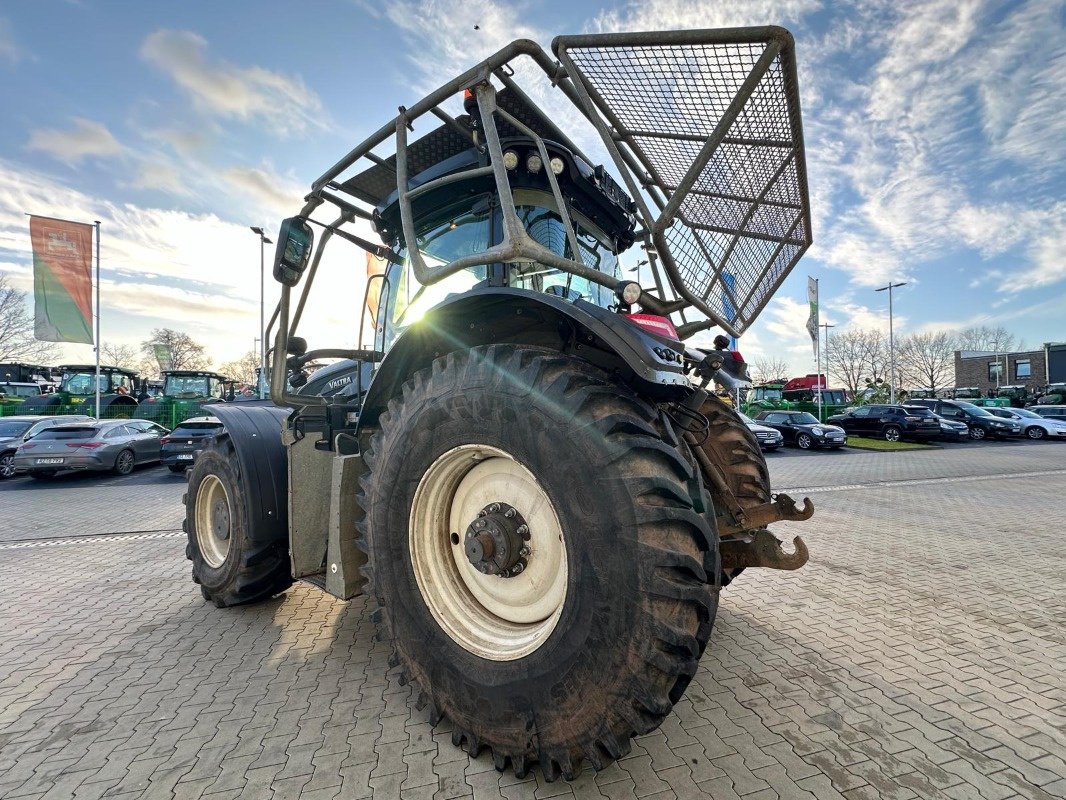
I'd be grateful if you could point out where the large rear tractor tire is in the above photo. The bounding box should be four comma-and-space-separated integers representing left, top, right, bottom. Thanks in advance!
692, 396, 772, 586
359, 345, 717, 781
184, 441, 292, 607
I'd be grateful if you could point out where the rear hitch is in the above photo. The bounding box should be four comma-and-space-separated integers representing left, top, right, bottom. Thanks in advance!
720, 529, 809, 571
718, 492, 814, 537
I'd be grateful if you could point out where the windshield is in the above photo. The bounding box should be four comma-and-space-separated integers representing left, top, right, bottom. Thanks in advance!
738, 413, 756, 425
173, 422, 224, 434
35, 427, 97, 440
0, 421, 31, 437
791, 413, 820, 425
61, 371, 132, 394
0, 385, 39, 398
751, 388, 782, 401
956, 402, 993, 417
164, 375, 216, 398
1012, 408, 1040, 419
510, 191, 620, 307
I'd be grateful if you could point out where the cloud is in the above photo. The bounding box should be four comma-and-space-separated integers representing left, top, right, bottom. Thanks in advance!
0, 18, 28, 66
222, 166, 305, 219
26, 118, 123, 165
591, 0, 821, 33
140, 29, 326, 136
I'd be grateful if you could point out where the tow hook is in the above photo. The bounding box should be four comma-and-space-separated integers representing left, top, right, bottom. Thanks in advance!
720, 529, 809, 571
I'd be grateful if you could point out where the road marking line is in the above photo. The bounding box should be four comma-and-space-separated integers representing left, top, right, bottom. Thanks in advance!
780, 468, 1066, 495
0, 531, 183, 550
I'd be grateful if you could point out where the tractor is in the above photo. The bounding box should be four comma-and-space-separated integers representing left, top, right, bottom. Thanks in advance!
184, 27, 815, 780
994, 385, 1029, 408
742, 382, 793, 416
20, 365, 139, 418
135, 369, 228, 428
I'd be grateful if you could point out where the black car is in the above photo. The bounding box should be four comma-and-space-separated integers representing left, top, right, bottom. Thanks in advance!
159, 416, 224, 473
755, 410, 847, 450
827, 404, 941, 442
907, 399, 1020, 440
931, 413, 969, 441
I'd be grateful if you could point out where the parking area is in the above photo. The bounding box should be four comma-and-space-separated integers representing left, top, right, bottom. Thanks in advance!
1, 443, 1064, 799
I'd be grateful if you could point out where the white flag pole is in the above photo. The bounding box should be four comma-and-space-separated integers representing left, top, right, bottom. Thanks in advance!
94, 220, 101, 419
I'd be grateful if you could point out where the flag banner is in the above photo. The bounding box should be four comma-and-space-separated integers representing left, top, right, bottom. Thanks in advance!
806, 276, 819, 355
152, 343, 174, 372
30, 216, 94, 344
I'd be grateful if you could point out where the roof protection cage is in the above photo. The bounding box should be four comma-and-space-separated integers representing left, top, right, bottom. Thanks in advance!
553, 27, 811, 337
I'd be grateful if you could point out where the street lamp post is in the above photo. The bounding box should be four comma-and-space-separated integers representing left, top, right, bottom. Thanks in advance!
875, 281, 907, 404
250, 227, 273, 399
819, 322, 835, 419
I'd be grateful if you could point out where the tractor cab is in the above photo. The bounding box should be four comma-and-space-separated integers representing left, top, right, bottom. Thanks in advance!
20, 365, 140, 418
995, 385, 1028, 408
136, 370, 229, 427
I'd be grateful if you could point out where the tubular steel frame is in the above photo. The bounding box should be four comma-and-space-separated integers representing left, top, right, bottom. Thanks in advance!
269, 28, 812, 408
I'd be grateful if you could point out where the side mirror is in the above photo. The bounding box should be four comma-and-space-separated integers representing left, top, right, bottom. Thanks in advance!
273, 217, 314, 287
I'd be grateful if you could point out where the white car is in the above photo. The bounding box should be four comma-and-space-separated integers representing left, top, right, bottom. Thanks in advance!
738, 412, 784, 450
987, 407, 1066, 440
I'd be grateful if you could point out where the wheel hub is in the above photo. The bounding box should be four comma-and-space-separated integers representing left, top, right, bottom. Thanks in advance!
463, 502, 530, 577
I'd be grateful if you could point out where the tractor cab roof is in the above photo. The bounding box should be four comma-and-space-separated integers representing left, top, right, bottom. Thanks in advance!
162, 370, 228, 380
58, 364, 139, 377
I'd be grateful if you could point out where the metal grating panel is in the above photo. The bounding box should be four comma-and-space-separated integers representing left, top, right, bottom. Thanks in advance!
554, 29, 812, 335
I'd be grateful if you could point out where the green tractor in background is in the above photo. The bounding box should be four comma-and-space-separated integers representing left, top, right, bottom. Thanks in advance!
954, 386, 1010, 408
1033, 383, 1066, 406
19, 365, 140, 418
995, 385, 1029, 408
135, 370, 228, 428
742, 382, 792, 417
782, 386, 849, 422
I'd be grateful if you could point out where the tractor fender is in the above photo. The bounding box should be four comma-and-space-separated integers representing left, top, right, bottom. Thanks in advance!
208, 402, 291, 547
356, 287, 690, 432
98, 394, 139, 413
19, 394, 62, 412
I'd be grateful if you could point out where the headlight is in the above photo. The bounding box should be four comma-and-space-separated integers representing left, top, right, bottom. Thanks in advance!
615, 281, 641, 305
502, 150, 519, 170
812, 427, 825, 436
549, 156, 565, 175
526, 152, 543, 173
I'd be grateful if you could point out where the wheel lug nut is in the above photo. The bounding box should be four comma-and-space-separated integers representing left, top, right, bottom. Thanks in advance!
489, 503, 500, 513
505, 508, 516, 518
511, 563, 524, 575
519, 546, 530, 557
517, 524, 528, 537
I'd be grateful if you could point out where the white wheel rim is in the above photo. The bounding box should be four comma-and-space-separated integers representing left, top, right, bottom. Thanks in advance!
195, 474, 232, 569
409, 444, 567, 661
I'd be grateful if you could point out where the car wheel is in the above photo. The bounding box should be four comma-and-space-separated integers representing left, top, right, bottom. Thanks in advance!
796, 433, 813, 450
883, 425, 902, 442
30, 470, 57, 480
113, 449, 135, 475
969, 426, 986, 441
0, 452, 15, 479
1026, 426, 1046, 440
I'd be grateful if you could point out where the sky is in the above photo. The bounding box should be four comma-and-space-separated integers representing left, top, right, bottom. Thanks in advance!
0, 0, 1063, 374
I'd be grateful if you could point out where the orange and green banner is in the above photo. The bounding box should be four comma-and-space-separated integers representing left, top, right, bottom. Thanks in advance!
30, 215, 94, 344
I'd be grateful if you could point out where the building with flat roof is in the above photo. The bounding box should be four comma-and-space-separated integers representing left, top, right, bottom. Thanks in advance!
954, 343, 1066, 394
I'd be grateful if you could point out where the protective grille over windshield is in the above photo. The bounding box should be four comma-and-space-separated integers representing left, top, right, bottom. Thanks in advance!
554, 29, 811, 335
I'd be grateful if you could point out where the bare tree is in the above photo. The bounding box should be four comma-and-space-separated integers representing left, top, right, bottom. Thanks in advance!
218, 350, 259, 384
956, 325, 1022, 353
0, 274, 59, 363
897, 331, 956, 391
100, 342, 139, 369
750, 355, 790, 384
140, 328, 210, 372
825, 329, 888, 394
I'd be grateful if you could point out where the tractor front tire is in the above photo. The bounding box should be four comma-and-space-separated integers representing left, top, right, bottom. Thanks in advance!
359, 345, 717, 781
184, 441, 292, 607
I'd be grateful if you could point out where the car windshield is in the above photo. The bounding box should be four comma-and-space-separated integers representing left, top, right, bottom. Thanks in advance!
34, 427, 97, 440
0, 421, 32, 437
1011, 408, 1040, 419
1, 385, 40, 398
956, 402, 993, 417
789, 413, 820, 425
902, 407, 934, 417
173, 422, 223, 434
738, 413, 756, 425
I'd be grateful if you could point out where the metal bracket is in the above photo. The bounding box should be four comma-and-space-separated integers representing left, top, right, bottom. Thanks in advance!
718, 492, 814, 538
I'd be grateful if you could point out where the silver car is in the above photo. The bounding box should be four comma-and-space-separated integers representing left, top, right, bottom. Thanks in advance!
0, 415, 94, 479
987, 407, 1066, 440
738, 411, 784, 450
13, 418, 169, 479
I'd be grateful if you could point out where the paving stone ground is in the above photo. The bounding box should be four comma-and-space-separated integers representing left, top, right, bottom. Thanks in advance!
1, 440, 1064, 799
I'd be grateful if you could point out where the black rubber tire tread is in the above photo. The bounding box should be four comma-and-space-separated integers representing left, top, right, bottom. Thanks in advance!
184, 437, 292, 607
357, 344, 717, 781
693, 396, 772, 586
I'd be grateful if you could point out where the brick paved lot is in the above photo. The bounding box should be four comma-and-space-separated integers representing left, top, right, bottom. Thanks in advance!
1, 442, 1064, 799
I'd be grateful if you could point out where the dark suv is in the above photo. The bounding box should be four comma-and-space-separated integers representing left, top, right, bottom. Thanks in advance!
907, 399, 1020, 441
827, 404, 941, 442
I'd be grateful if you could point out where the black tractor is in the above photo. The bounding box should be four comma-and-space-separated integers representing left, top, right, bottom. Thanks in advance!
184, 27, 815, 780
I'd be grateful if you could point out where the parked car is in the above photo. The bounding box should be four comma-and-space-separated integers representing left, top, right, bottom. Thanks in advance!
986, 407, 1066, 440
160, 416, 225, 473
12, 418, 169, 478
738, 412, 783, 451
930, 413, 969, 441
827, 404, 941, 442
754, 410, 847, 450
0, 415, 94, 479
1029, 405, 1066, 423
908, 399, 1021, 440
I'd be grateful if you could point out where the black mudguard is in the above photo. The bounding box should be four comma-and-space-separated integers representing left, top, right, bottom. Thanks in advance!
356, 287, 690, 432
209, 402, 291, 546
